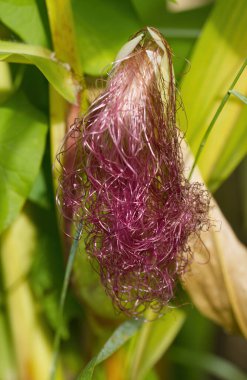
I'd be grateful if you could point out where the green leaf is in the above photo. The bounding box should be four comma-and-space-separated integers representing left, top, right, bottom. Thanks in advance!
229, 90, 247, 105
132, 0, 212, 29
169, 348, 247, 380
179, 0, 247, 190
0, 40, 80, 104
0, 92, 47, 232
77, 320, 143, 380
72, 0, 140, 75
126, 308, 185, 380
0, 0, 50, 46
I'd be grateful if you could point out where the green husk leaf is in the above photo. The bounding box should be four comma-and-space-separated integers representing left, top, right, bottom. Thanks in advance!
0, 40, 80, 103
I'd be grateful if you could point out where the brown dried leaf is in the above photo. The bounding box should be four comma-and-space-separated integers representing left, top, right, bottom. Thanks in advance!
183, 147, 247, 337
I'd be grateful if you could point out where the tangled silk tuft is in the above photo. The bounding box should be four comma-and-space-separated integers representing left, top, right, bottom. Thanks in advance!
58, 27, 210, 316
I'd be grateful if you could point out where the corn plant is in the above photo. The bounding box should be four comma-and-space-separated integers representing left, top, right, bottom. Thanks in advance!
0, 1, 246, 380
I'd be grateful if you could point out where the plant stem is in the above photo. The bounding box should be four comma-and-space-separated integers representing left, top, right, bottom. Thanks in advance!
46, 2, 88, 378
188, 58, 247, 180
46, 0, 81, 75
50, 223, 83, 380
46, 0, 87, 112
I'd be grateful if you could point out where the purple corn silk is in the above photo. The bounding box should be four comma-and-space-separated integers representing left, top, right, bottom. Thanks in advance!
58, 28, 210, 316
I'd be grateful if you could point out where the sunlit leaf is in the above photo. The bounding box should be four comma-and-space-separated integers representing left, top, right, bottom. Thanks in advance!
207, 106, 247, 192
0, 92, 47, 232
72, 0, 140, 75
0, 61, 12, 102
77, 320, 143, 380
0, 0, 50, 46
179, 0, 247, 191
0, 210, 64, 380
0, 40, 80, 104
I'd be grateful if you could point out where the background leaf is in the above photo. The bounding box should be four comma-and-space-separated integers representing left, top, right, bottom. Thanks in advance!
169, 347, 247, 380
0, 0, 50, 46
0, 209, 64, 380
72, 0, 140, 75
0, 91, 47, 232
179, 0, 247, 191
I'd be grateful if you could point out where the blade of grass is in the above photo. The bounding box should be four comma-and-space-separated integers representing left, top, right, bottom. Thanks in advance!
46, 2, 87, 375
77, 319, 143, 380
188, 58, 247, 179
180, 0, 247, 190
49, 224, 83, 380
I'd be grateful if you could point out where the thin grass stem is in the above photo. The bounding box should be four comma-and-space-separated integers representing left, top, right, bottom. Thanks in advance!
49, 223, 83, 380
188, 58, 247, 179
